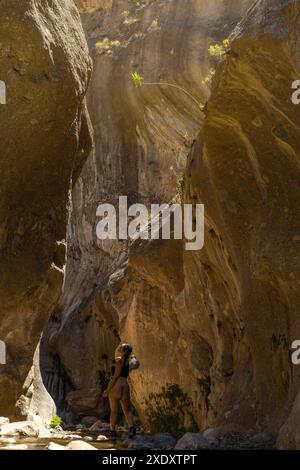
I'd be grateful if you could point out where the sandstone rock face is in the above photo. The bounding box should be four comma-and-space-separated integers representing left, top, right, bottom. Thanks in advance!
181, 0, 300, 435
75, 0, 104, 11
66, 388, 109, 421
40, 0, 253, 421
40, 0, 300, 449
0, 0, 92, 417
121, 0, 300, 436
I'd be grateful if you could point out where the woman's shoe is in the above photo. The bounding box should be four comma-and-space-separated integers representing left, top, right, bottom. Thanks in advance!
108, 430, 117, 441
128, 426, 136, 439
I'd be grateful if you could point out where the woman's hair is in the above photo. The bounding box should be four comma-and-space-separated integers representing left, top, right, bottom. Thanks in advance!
121, 343, 132, 358
114, 343, 133, 361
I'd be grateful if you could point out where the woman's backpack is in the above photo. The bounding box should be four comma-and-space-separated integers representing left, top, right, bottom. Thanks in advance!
129, 354, 140, 371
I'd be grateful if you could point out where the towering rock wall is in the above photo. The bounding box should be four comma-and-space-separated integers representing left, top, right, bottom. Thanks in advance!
0, 0, 92, 417
38, 0, 300, 447
40, 0, 253, 425
118, 0, 300, 436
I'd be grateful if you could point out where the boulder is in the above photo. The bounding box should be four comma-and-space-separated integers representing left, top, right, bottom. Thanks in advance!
65, 440, 98, 450
0, 421, 39, 438
202, 424, 249, 439
124, 436, 154, 450
152, 433, 176, 449
89, 420, 109, 432
47, 442, 66, 450
81, 416, 99, 427
175, 433, 218, 450
0, 417, 9, 428
28, 413, 51, 438
0, 444, 28, 450
66, 388, 108, 421
0, 438, 16, 444
96, 435, 109, 441
248, 432, 277, 450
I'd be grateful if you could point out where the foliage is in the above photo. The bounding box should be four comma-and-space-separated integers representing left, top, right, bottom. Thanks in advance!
144, 384, 198, 439
131, 71, 144, 87
50, 415, 63, 429
95, 37, 120, 54
208, 38, 230, 57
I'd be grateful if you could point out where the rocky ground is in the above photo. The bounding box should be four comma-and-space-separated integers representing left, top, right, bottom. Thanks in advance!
0, 415, 277, 451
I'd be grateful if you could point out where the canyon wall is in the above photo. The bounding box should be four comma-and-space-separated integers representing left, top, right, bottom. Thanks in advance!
40, 0, 253, 424
0, 0, 92, 417
38, 0, 300, 448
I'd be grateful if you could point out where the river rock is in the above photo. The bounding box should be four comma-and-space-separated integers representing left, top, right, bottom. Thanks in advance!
0, 444, 28, 450
124, 436, 154, 450
175, 433, 218, 450
202, 424, 249, 439
28, 413, 51, 438
152, 433, 176, 449
64, 434, 82, 440
0, 421, 39, 438
0, 438, 16, 444
90, 420, 109, 432
47, 442, 66, 450
0, 417, 9, 428
96, 434, 109, 441
248, 432, 277, 450
65, 440, 97, 450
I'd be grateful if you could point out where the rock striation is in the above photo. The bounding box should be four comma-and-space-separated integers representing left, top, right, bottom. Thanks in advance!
0, 0, 92, 417
38, 0, 300, 449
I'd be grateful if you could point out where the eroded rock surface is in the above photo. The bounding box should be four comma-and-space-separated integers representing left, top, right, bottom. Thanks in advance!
120, 0, 300, 436
0, 0, 92, 417
39, 0, 300, 449
40, 0, 253, 421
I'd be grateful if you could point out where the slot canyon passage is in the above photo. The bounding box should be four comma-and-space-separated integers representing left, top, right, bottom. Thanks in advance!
1, 0, 300, 451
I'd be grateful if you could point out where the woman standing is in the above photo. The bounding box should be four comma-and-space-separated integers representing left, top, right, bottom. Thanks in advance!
103, 343, 136, 441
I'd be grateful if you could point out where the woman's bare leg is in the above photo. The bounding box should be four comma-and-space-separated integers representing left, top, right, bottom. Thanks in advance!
109, 396, 119, 430
120, 399, 134, 427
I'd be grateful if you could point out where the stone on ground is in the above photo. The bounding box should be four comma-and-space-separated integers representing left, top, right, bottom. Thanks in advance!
65, 440, 98, 450
152, 433, 176, 449
175, 432, 218, 450
0, 421, 39, 438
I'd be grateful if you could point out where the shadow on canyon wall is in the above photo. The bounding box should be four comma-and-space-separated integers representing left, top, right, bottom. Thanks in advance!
2, 0, 300, 450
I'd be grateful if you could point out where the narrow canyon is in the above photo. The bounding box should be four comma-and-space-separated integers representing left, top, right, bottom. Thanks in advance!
1, 0, 300, 451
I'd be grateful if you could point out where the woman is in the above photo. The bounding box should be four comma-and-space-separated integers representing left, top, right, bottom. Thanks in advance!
103, 343, 136, 441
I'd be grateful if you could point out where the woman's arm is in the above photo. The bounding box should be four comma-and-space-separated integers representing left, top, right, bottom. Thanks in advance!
103, 358, 122, 397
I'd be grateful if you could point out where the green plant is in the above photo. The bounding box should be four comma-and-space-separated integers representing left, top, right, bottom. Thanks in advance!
131, 71, 144, 87
131, 71, 204, 111
50, 415, 62, 429
208, 38, 230, 57
144, 384, 198, 439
